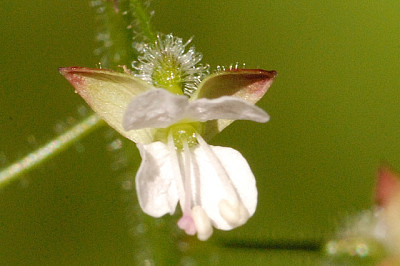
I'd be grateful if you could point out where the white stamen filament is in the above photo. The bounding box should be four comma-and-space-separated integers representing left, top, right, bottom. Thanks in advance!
182, 136, 193, 214
167, 133, 186, 213
169, 132, 197, 235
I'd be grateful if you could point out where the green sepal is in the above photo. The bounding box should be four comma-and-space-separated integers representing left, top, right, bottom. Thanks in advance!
59, 67, 156, 144
191, 69, 277, 140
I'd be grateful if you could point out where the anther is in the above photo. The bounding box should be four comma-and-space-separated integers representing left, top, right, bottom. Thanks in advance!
219, 199, 249, 227
192, 206, 213, 241
177, 214, 196, 235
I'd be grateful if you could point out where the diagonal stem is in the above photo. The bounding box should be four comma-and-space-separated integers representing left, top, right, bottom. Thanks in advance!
0, 114, 104, 188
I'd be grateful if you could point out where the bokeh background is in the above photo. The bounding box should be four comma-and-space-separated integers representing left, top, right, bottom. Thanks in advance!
1, 0, 400, 265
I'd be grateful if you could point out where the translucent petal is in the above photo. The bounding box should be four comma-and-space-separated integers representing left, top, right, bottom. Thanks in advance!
135, 142, 179, 217
186, 96, 269, 123
191, 145, 257, 230
191, 69, 277, 140
59, 67, 155, 144
123, 89, 189, 130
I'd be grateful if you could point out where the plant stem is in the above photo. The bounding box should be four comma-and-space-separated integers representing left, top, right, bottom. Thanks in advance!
0, 114, 104, 188
95, 0, 138, 68
129, 0, 157, 42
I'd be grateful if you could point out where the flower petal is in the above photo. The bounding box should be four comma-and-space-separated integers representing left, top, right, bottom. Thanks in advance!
59, 67, 155, 144
191, 145, 257, 230
135, 142, 179, 217
186, 96, 269, 123
191, 69, 277, 140
123, 88, 189, 130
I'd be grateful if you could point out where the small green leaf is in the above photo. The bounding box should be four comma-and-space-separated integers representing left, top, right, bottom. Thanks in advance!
59, 67, 156, 144
192, 69, 277, 140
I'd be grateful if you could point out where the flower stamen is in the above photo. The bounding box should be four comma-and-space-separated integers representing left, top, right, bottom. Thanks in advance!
219, 199, 249, 227
168, 133, 186, 214
169, 131, 198, 235
177, 214, 196, 236
182, 134, 193, 214
192, 206, 213, 241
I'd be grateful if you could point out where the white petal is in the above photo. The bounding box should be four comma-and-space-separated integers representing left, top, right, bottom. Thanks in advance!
191, 145, 257, 230
186, 96, 269, 123
135, 142, 179, 217
123, 89, 189, 130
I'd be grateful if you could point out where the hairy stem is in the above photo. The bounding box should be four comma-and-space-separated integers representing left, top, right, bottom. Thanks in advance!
129, 0, 157, 43
0, 115, 104, 188
94, 0, 157, 68
94, 0, 138, 67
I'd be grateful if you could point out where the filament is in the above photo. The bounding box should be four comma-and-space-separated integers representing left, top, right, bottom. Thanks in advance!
167, 132, 185, 211
182, 137, 193, 213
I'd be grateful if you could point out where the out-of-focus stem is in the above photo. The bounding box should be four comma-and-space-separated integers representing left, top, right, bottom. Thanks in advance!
0, 114, 104, 188
129, 0, 157, 43
95, 0, 138, 67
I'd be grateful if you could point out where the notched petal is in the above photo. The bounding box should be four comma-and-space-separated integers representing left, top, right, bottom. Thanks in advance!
59, 67, 155, 143
191, 69, 277, 140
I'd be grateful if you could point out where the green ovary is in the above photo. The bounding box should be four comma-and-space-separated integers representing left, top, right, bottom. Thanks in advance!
152, 54, 183, 95
155, 122, 203, 150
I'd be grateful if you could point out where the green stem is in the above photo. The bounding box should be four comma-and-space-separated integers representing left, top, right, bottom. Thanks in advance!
95, 0, 138, 68
95, 0, 157, 67
0, 114, 104, 188
129, 0, 157, 42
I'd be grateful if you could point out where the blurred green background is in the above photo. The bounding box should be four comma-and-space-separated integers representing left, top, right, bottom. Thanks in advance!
1, 0, 400, 265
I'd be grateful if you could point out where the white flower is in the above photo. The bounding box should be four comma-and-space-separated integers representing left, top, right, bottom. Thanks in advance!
60, 64, 276, 240
123, 88, 268, 240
